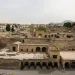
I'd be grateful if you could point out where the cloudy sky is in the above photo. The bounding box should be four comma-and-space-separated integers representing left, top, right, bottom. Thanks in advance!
0, 0, 75, 24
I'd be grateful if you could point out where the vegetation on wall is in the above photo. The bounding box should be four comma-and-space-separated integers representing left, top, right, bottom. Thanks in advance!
37, 26, 46, 31
9, 73, 15, 75
55, 35, 60, 38
11, 33, 18, 35
66, 35, 73, 38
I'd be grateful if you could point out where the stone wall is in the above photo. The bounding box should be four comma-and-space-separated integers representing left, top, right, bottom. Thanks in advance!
0, 59, 21, 70
21, 38, 51, 44
0, 37, 21, 49
19, 44, 48, 53
9, 44, 18, 52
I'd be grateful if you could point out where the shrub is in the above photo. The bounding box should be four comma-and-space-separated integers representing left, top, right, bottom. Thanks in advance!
55, 35, 60, 38
37, 26, 46, 31
67, 35, 73, 38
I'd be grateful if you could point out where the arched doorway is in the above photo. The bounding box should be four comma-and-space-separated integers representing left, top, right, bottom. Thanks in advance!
30, 62, 36, 69
65, 62, 70, 69
31, 49, 33, 52
36, 47, 40, 52
24, 62, 29, 69
71, 62, 75, 68
38, 34, 42, 38
36, 62, 42, 69
45, 35, 47, 38
54, 62, 58, 68
42, 47, 46, 52
22, 40, 24, 43
49, 35, 50, 38
42, 62, 48, 69
48, 62, 53, 68
12, 47, 16, 51
25, 35, 28, 38
26, 49, 28, 52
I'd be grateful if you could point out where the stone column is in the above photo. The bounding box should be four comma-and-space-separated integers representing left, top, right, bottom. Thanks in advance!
58, 63, 60, 69
17, 44, 19, 52
63, 63, 65, 70
69, 63, 71, 69
41, 47, 42, 52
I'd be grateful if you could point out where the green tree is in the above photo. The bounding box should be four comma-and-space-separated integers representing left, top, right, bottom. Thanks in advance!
6, 24, 10, 31
72, 22, 75, 27
11, 25, 14, 32
37, 26, 46, 31
63, 22, 72, 28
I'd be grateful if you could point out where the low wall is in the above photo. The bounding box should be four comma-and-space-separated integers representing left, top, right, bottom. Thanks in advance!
0, 58, 21, 70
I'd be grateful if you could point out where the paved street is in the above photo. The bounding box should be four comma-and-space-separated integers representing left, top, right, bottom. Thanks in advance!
0, 69, 75, 75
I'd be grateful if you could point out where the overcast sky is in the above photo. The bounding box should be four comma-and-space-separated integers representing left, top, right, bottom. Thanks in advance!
0, 0, 75, 24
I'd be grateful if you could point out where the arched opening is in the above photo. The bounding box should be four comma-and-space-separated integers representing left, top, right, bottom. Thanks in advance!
26, 49, 28, 52
45, 35, 47, 38
22, 40, 24, 43
72, 49, 74, 51
25, 35, 28, 38
42, 62, 48, 69
24, 62, 29, 69
12, 47, 16, 51
49, 35, 50, 38
51, 35, 53, 37
65, 62, 70, 69
38, 34, 42, 38
30, 62, 36, 69
48, 62, 53, 68
21, 49, 23, 52
54, 62, 58, 68
42, 47, 46, 52
31, 49, 33, 52
71, 62, 75, 68
36, 62, 42, 68
36, 47, 40, 52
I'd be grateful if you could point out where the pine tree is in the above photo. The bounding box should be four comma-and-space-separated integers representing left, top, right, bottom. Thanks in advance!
6, 24, 10, 31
